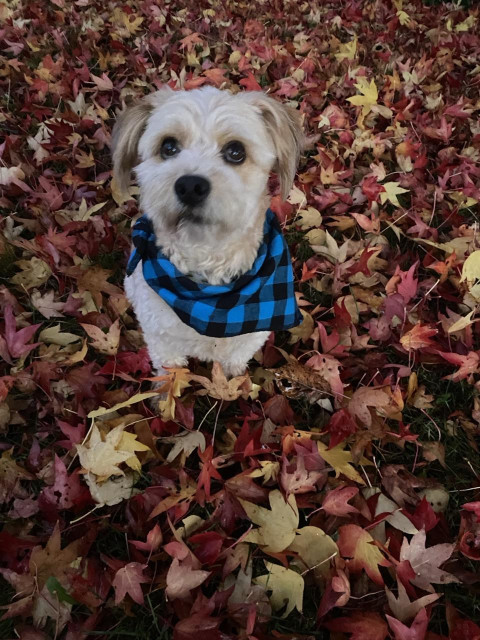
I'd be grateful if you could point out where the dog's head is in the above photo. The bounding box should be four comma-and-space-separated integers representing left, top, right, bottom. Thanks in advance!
111, 87, 303, 234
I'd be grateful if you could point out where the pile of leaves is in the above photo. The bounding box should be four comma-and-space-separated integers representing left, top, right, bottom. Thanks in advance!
1, 0, 480, 638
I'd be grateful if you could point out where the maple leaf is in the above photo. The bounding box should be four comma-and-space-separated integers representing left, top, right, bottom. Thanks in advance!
347, 386, 392, 428
321, 485, 360, 517
165, 556, 210, 600
0, 449, 34, 503
254, 562, 304, 618
317, 441, 370, 485
399, 529, 459, 592
76, 422, 150, 481
190, 361, 250, 401
30, 290, 65, 319
400, 324, 438, 351
337, 524, 390, 585
463, 501, 480, 522
348, 77, 379, 108
324, 611, 388, 640
1, 305, 41, 362
112, 563, 149, 605
162, 430, 206, 464
80, 320, 120, 356
288, 526, 338, 580
280, 450, 325, 496
386, 580, 440, 623
85, 471, 136, 507
240, 489, 299, 553
29, 523, 82, 590
150, 367, 192, 421
40, 455, 87, 510
379, 182, 410, 208
386, 607, 429, 640
437, 350, 480, 382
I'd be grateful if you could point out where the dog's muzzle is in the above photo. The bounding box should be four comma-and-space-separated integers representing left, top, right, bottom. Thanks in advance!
174, 175, 211, 207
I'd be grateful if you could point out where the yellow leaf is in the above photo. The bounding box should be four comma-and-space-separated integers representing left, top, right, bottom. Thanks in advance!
379, 181, 409, 208
397, 10, 411, 26
460, 250, 480, 285
240, 490, 298, 553
254, 562, 304, 617
81, 320, 120, 356
335, 36, 357, 62
88, 392, 160, 420
161, 430, 206, 463
118, 431, 151, 472
347, 77, 378, 107
288, 310, 314, 344
450, 191, 478, 209
288, 526, 338, 580
296, 207, 322, 229
151, 368, 192, 420
287, 185, 307, 206
317, 442, 369, 485
190, 362, 250, 401
64, 339, 88, 366
77, 422, 151, 480
76, 424, 133, 479
39, 325, 81, 346
12, 257, 51, 290
249, 461, 280, 484
448, 310, 476, 334
122, 12, 144, 34
456, 15, 476, 32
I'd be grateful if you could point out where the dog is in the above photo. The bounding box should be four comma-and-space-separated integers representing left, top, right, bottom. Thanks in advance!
111, 86, 303, 378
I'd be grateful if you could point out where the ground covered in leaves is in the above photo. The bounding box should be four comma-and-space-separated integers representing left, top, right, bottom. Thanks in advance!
1, 0, 480, 638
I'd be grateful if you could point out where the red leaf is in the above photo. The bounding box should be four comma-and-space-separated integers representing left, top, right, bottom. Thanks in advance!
189, 531, 224, 565
239, 72, 262, 91
387, 608, 429, 640
112, 562, 149, 605
463, 502, 480, 522
2, 305, 41, 361
173, 614, 222, 640
324, 611, 388, 640
321, 485, 360, 517
326, 409, 358, 448
406, 498, 440, 533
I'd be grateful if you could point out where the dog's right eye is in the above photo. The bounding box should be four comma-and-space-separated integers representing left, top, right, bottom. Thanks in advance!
160, 137, 180, 159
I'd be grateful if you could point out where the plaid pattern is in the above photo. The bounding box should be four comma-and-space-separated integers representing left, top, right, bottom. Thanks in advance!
126, 209, 302, 338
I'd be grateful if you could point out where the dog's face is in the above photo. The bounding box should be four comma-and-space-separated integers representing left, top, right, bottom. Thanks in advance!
112, 87, 303, 235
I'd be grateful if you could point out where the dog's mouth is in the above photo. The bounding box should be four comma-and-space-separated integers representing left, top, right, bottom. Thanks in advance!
177, 206, 205, 226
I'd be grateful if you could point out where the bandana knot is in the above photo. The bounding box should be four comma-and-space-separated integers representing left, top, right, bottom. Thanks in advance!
126, 209, 302, 338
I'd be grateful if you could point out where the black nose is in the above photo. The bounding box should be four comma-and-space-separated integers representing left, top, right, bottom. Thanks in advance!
174, 175, 211, 206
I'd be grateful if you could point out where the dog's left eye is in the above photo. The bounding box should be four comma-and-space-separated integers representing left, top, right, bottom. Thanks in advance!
160, 137, 181, 159
222, 141, 246, 164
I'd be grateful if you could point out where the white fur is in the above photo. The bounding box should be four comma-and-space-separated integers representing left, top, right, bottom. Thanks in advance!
113, 86, 302, 377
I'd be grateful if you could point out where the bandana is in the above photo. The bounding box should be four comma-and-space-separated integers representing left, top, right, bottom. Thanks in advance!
126, 209, 302, 338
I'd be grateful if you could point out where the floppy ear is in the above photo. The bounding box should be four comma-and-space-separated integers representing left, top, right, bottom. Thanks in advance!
243, 93, 304, 200
111, 88, 173, 194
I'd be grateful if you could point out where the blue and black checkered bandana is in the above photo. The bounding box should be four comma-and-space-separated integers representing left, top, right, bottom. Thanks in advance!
126, 209, 302, 338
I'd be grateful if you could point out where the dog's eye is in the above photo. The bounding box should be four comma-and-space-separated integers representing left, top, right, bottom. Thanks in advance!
222, 141, 246, 164
160, 137, 180, 159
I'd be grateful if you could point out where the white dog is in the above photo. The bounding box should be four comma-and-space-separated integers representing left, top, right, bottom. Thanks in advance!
112, 86, 303, 377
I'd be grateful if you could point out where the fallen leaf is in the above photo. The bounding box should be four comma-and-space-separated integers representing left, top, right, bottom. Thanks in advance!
399, 529, 460, 592
288, 526, 338, 579
241, 490, 298, 553
113, 563, 149, 605
338, 524, 390, 585
254, 562, 304, 618
386, 580, 440, 623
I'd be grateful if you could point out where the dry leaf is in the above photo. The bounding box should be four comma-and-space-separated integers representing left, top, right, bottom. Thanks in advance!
241, 490, 298, 553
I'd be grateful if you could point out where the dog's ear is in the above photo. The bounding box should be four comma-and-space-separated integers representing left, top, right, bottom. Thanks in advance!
243, 93, 304, 200
111, 88, 172, 194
